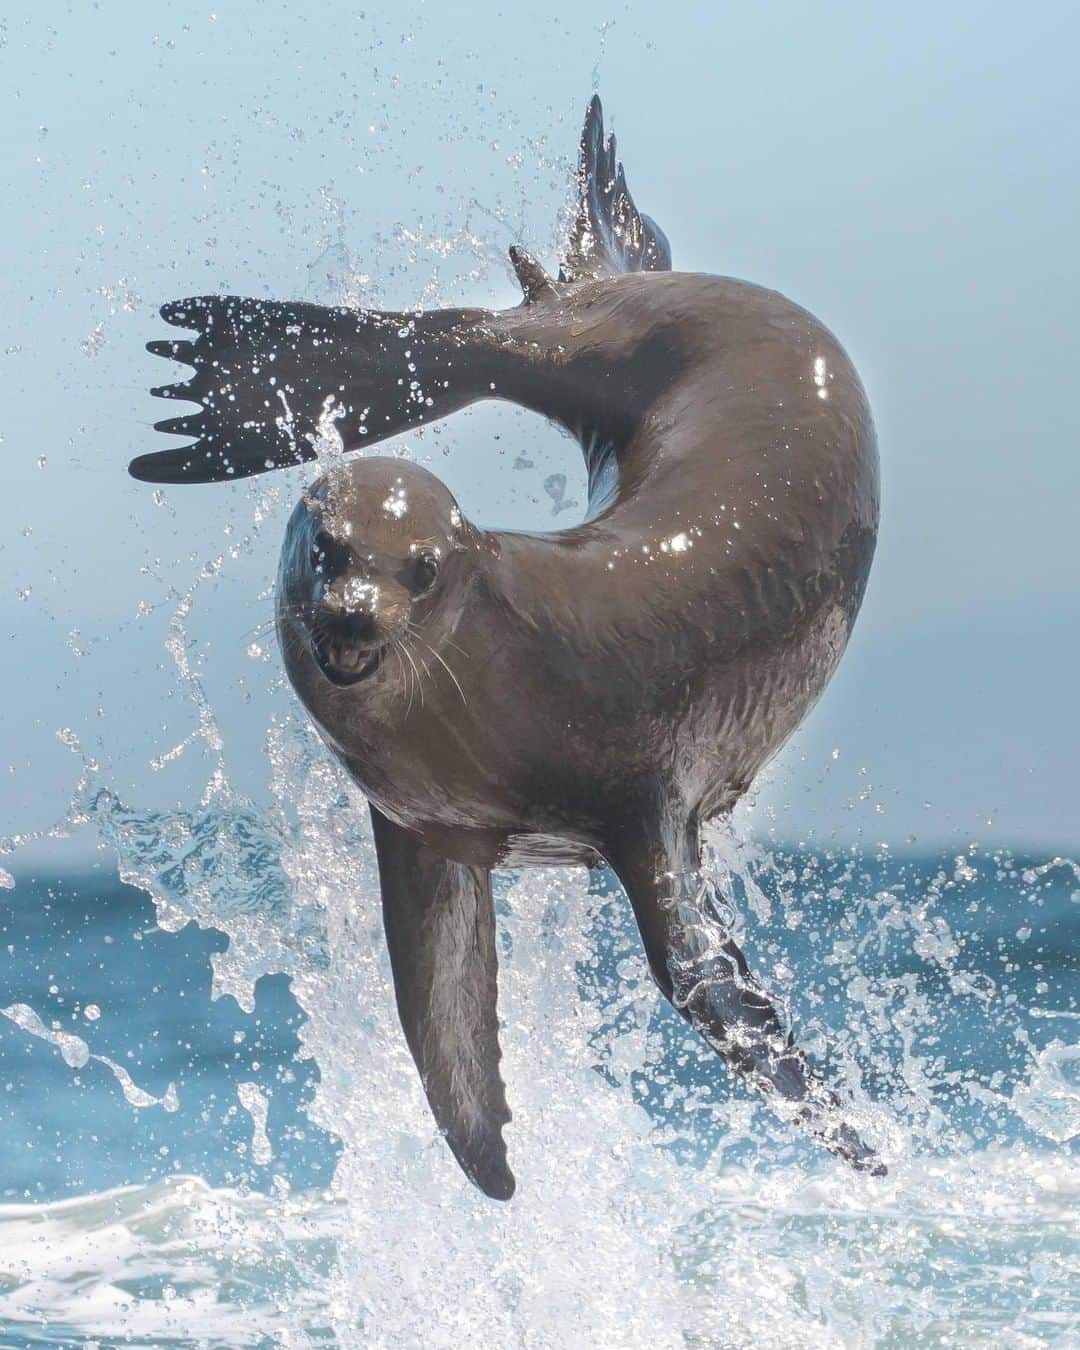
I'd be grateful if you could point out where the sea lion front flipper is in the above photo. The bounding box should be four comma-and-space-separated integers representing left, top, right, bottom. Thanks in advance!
369, 805, 515, 1200
611, 843, 884, 1174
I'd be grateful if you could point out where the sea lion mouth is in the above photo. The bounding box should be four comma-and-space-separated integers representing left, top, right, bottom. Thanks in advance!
314, 636, 383, 687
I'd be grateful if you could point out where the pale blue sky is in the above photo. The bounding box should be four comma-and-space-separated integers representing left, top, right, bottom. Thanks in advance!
1, 0, 1077, 859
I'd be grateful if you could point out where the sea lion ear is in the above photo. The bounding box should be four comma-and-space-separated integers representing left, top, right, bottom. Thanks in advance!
559, 94, 673, 283
508, 245, 557, 304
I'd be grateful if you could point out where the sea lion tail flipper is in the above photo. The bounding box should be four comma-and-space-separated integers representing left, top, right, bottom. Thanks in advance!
612, 842, 885, 1175
370, 806, 515, 1200
558, 93, 672, 283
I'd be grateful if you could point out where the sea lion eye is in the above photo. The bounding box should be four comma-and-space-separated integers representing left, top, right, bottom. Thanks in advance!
406, 550, 439, 597
310, 530, 348, 575
310, 533, 329, 572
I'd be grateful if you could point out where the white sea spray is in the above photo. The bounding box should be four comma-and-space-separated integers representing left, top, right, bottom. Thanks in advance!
237, 1082, 274, 1166
1, 1004, 178, 1112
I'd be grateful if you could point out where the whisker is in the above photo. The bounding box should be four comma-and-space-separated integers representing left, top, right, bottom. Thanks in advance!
401, 632, 433, 705
389, 637, 412, 714
241, 620, 277, 643
408, 631, 468, 706
396, 636, 424, 711
398, 637, 420, 716
392, 643, 410, 712
407, 620, 469, 659
242, 601, 318, 642
247, 604, 322, 645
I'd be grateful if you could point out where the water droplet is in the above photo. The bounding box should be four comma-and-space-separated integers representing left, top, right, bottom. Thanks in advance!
81, 323, 106, 357
237, 1082, 273, 1166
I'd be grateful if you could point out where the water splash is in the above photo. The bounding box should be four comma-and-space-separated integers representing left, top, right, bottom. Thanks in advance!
1013, 1042, 1080, 1143
32, 727, 1071, 1344
0, 1151, 1074, 1345
2, 1003, 178, 1112
238, 1082, 274, 1166
0, 1177, 344, 1345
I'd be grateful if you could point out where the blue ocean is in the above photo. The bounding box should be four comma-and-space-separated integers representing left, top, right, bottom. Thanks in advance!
0, 767, 1075, 1346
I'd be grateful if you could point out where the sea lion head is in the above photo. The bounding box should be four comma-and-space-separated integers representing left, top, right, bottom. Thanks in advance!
278, 455, 467, 687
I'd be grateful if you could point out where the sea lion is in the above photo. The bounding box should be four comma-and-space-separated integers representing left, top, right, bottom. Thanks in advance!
132, 96, 882, 1198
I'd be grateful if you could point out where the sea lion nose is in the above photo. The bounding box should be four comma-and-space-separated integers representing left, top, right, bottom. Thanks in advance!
345, 610, 378, 644
322, 581, 380, 645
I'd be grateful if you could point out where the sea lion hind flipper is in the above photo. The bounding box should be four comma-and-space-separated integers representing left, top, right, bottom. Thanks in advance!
612, 846, 885, 1175
370, 806, 515, 1200
559, 94, 672, 283
135, 295, 495, 485
135, 101, 672, 486
135, 297, 394, 483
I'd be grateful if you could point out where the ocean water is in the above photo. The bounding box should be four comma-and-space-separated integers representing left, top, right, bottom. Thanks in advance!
0, 747, 1076, 1346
